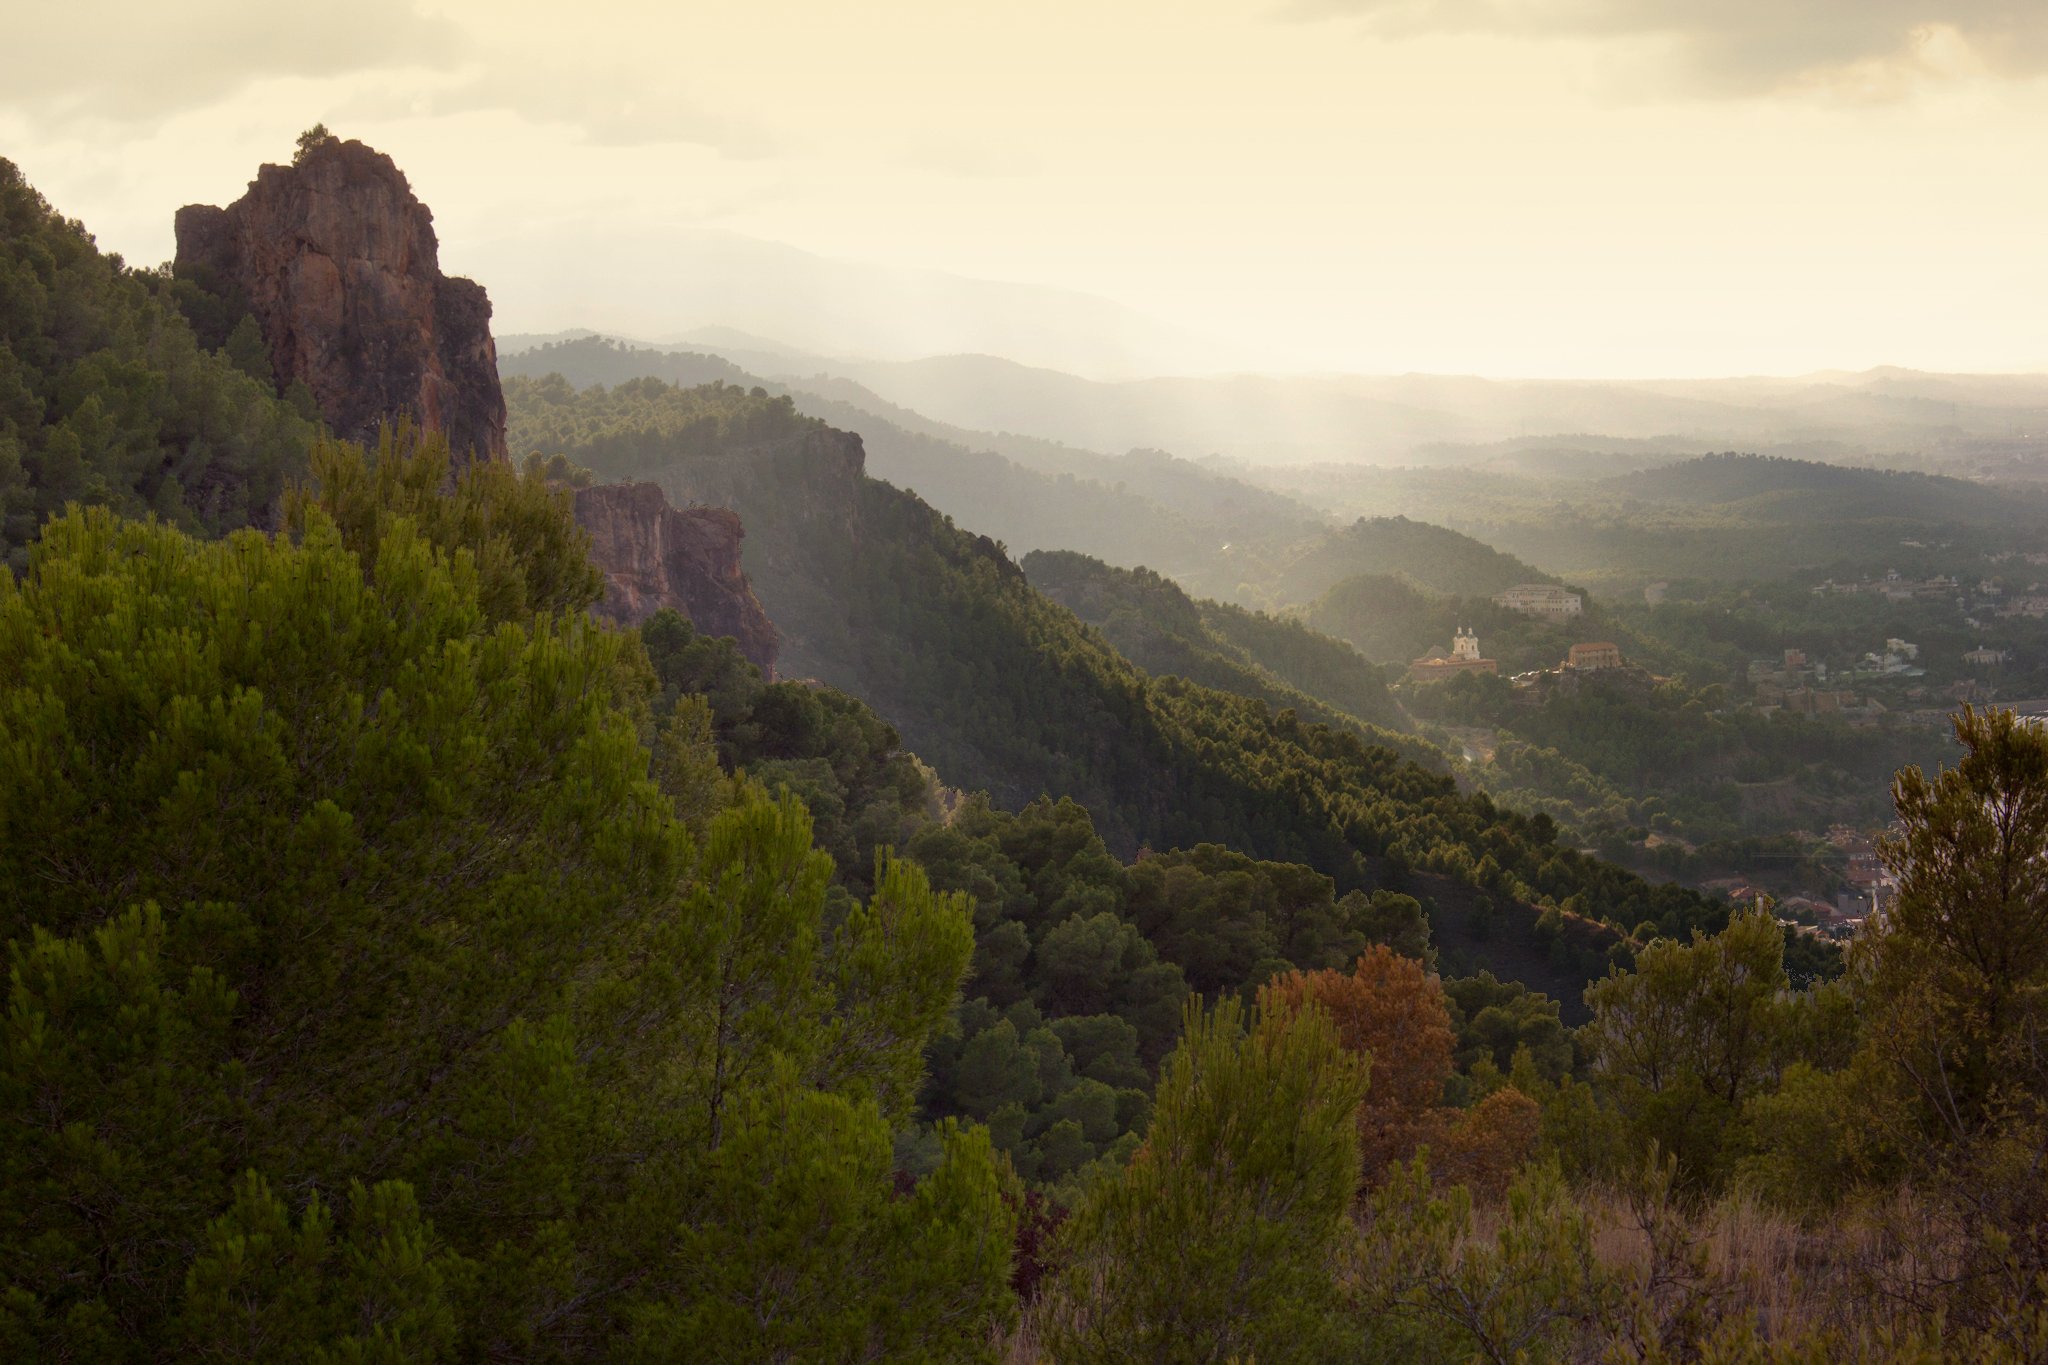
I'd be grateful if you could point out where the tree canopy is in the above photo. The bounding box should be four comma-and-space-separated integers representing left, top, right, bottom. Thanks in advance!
0, 439, 1011, 1360
0, 158, 318, 567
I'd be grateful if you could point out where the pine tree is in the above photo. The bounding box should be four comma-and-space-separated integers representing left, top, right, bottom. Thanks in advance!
1043, 996, 1367, 1364
0, 442, 1013, 1358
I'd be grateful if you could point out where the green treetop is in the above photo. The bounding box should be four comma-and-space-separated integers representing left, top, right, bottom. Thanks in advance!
0, 436, 1013, 1360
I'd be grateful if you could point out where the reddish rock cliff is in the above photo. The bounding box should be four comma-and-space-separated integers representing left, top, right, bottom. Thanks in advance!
175, 138, 507, 463
574, 482, 779, 673
176, 138, 779, 662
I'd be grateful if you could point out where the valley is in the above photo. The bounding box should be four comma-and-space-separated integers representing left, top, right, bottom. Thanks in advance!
4, 96, 2045, 1361
500, 334, 2007, 923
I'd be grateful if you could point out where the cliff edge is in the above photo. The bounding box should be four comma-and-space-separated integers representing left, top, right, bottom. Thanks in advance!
175, 137, 508, 464
573, 481, 779, 673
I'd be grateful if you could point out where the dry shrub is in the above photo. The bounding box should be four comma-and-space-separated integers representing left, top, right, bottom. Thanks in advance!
1264, 948, 1546, 1205
1580, 1176, 1928, 1348
1430, 1085, 1542, 1201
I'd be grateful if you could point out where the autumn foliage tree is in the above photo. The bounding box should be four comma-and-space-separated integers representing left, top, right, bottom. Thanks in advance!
1431, 1087, 1544, 1201
1263, 946, 1540, 1195
1264, 947, 1455, 1178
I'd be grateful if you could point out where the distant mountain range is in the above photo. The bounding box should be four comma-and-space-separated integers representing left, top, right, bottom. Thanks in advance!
501, 329, 2048, 475
499, 335, 2048, 602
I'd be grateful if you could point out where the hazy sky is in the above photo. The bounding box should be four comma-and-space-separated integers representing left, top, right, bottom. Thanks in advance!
5, 0, 2046, 378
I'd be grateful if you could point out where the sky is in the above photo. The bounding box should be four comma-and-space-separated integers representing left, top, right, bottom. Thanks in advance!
4, 0, 2047, 379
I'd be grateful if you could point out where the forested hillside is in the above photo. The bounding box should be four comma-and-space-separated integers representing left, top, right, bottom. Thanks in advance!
506, 373, 1721, 970
1606, 451, 2048, 520
1402, 666, 1953, 902
501, 336, 1319, 596
1022, 548, 1417, 744
1270, 514, 1559, 607
8, 401, 2040, 1364
635, 608, 1541, 1185
0, 158, 320, 564
1304, 567, 1955, 903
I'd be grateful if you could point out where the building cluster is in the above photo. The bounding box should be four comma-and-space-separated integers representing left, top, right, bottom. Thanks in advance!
1766, 894, 1868, 939
1407, 628, 1498, 682
1747, 648, 1821, 687
2000, 594, 2048, 620
1810, 570, 1962, 604
1405, 627, 1663, 699
1831, 827, 1894, 921
1792, 562, 2034, 709
1857, 638, 1923, 677
1745, 647, 1881, 721
1983, 554, 2048, 617
1508, 639, 1659, 703
1491, 583, 1583, 620
1817, 563, 2048, 620
1714, 828, 1892, 942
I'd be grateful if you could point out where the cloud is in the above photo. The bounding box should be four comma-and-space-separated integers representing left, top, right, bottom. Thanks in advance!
1289, 0, 2048, 98
1, 0, 463, 126
3, 2, 770, 156
346, 62, 783, 155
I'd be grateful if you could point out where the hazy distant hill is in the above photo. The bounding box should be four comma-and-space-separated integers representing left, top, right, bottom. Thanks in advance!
499, 335, 1325, 597
1269, 516, 1558, 608
765, 370, 1325, 537
1600, 452, 2048, 523
1238, 451, 2048, 594
499, 336, 753, 391
497, 338, 2048, 611
631, 334, 2048, 473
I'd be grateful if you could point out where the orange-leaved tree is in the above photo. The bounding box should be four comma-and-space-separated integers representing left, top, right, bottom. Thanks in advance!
1264, 945, 1539, 1193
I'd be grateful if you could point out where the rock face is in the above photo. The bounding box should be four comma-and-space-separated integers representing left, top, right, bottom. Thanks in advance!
176, 138, 780, 662
573, 482, 778, 673
175, 138, 507, 463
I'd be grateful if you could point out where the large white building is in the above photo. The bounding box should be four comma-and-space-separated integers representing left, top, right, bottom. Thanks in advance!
1492, 583, 1583, 620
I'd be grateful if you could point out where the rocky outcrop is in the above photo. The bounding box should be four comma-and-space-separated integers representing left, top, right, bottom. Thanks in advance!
573, 482, 778, 673
175, 138, 507, 463
175, 139, 781, 662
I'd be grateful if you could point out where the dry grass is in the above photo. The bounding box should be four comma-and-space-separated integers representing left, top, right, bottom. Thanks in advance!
1576, 1185, 1880, 1340
998, 1310, 1044, 1365
996, 1184, 1963, 1362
